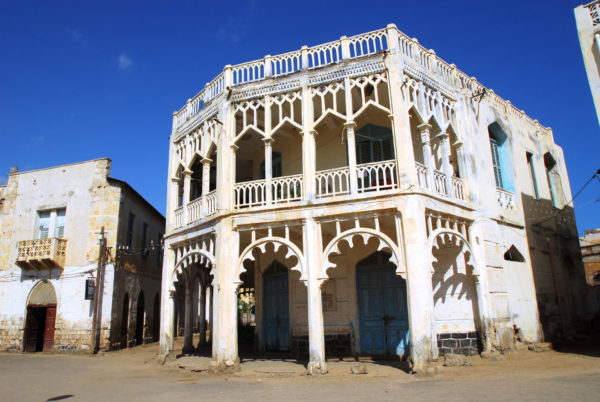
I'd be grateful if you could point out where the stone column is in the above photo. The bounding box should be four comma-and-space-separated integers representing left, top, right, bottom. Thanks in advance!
437, 132, 452, 196
201, 158, 211, 216
208, 285, 213, 344
158, 245, 176, 362
182, 169, 192, 224
418, 123, 434, 190
402, 197, 436, 373
210, 218, 240, 374
468, 221, 493, 352
182, 273, 195, 354
264, 138, 273, 205
454, 141, 467, 198
304, 215, 327, 375
344, 122, 358, 195
197, 281, 207, 347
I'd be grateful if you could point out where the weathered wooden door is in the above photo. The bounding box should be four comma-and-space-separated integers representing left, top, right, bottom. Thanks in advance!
43, 306, 56, 351
24, 306, 41, 352
263, 266, 289, 351
357, 257, 409, 356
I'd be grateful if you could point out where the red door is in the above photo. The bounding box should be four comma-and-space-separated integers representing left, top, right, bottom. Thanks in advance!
43, 306, 56, 351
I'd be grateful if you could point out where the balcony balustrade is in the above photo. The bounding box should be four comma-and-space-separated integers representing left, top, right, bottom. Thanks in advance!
497, 188, 516, 210
415, 162, 466, 202
316, 166, 350, 198
16, 238, 67, 270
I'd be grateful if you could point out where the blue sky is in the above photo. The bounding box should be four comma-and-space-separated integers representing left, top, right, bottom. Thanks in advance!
1, 0, 599, 234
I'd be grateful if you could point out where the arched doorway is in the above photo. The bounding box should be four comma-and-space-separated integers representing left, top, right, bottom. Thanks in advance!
356, 251, 409, 356
263, 260, 289, 352
24, 281, 57, 352
121, 293, 129, 348
135, 291, 145, 345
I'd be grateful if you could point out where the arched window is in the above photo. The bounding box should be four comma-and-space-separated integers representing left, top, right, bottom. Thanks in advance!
488, 123, 515, 192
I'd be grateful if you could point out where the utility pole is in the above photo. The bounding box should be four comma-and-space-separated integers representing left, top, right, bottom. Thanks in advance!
90, 226, 106, 355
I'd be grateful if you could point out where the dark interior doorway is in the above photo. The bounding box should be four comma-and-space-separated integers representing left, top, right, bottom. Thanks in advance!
153, 293, 160, 342
24, 305, 56, 352
121, 293, 129, 348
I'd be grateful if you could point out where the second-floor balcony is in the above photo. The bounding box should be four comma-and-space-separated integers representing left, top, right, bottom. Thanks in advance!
415, 162, 466, 201
16, 238, 67, 270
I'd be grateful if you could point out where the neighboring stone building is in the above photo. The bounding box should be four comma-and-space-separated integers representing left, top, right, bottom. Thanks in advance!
581, 229, 600, 285
575, 1, 600, 126
159, 25, 597, 374
0, 159, 165, 352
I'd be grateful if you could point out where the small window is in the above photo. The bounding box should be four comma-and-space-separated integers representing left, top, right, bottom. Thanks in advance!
55, 209, 65, 238
355, 124, 394, 164
127, 213, 135, 249
504, 245, 525, 262
38, 211, 51, 239
490, 137, 503, 189
526, 152, 539, 199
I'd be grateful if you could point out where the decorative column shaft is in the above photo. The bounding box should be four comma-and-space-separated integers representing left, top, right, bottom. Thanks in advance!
304, 214, 327, 375
418, 123, 434, 190
344, 122, 358, 195
158, 245, 176, 362
183, 170, 192, 224
264, 138, 273, 205
201, 158, 212, 216
437, 132, 452, 196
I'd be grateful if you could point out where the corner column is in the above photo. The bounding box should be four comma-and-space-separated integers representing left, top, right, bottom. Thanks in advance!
403, 197, 436, 373
264, 138, 273, 205
437, 131, 452, 196
304, 214, 327, 375
158, 245, 176, 362
182, 170, 192, 224
201, 158, 211, 216
182, 272, 195, 354
197, 280, 207, 347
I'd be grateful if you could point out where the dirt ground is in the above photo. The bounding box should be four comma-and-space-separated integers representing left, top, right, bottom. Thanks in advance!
2, 336, 600, 401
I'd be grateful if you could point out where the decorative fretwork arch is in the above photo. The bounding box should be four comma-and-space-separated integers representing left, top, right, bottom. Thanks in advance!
237, 237, 305, 285
403, 77, 456, 136
169, 238, 216, 291
321, 228, 404, 280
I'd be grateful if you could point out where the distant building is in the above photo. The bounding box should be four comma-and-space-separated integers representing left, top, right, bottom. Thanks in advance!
581, 229, 600, 285
160, 24, 598, 375
0, 159, 164, 352
575, 1, 600, 125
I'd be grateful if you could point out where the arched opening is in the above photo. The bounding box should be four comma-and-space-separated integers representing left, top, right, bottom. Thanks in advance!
356, 251, 409, 356
153, 293, 160, 342
24, 281, 57, 352
175, 165, 184, 208
431, 234, 479, 356
135, 291, 145, 345
189, 156, 203, 201
121, 293, 129, 348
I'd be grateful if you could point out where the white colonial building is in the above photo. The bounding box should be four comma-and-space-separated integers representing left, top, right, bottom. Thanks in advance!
160, 25, 593, 374
575, 1, 600, 126
0, 159, 165, 352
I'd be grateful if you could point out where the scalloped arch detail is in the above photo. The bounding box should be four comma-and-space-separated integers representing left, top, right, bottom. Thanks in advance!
321, 228, 404, 279
237, 237, 305, 285
169, 249, 215, 291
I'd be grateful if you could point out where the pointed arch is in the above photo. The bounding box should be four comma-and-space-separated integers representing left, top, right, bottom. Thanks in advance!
27, 280, 57, 306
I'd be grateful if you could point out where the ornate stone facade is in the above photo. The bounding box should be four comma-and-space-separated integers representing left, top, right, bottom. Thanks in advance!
160, 25, 596, 374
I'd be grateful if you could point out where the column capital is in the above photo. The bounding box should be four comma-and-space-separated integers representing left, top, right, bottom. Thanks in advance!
201, 157, 213, 165
183, 169, 193, 176
417, 122, 432, 132
230, 144, 239, 151
343, 121, 357, 130
435, 131, 449, 142
453, 140, 464, 149
263, 137, 273, 146
301, 129, 318, 137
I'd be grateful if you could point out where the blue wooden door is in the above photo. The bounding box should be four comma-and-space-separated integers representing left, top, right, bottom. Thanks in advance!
357, 261, 409, 356
263, 270, 289, 351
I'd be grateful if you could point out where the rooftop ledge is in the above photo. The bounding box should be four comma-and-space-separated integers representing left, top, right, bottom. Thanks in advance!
172, 24, 551, 137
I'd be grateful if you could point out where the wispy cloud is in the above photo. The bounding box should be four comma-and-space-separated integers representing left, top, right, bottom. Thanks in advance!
117, 53, 134, 70
65, 27, 88, 48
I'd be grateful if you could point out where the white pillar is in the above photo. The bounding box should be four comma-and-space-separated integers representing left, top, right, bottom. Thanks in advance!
209, 218, 240, 373
344, 122, 358, 195
437, 131, 452, 196
418, 123, 434, 190
403, 197, 435, 372
182, 273, 194, 354
201, 158, 211, 216
264, 138, 273, 205
158, 245, 176, 362
468, 221, 493, 352
182, 170, 192, 224
304, 215, 327, 375
208, 285, 213, 344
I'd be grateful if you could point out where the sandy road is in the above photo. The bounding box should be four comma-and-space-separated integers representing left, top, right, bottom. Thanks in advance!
1, 340, 600, 401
